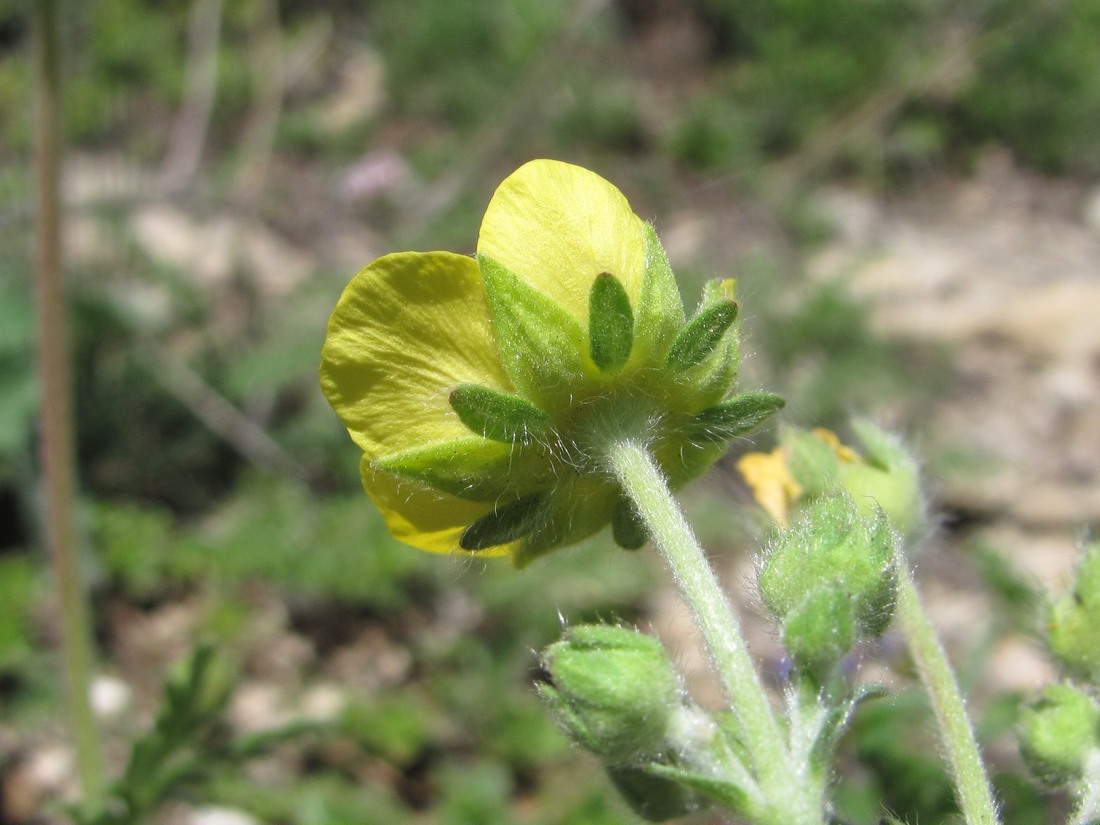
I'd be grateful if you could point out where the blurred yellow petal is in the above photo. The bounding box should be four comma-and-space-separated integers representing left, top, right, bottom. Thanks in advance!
362, 457, 514, 556
477, 159, 647, 327
812, 428, 863, 464
320, 251, 512, 459
736, 448, 803, 527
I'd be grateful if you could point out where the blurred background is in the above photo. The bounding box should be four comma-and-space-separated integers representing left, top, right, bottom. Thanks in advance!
3, 0, 1100, 822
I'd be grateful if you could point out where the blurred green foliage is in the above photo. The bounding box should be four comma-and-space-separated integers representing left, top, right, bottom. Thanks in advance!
371, 0, 567, 130
962, 0, 1100, 174
682, 0, 1100, 177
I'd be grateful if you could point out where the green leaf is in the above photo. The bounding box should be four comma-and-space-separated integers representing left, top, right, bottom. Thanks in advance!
665, 299, 738, 372
460, 494, 545, 551
686, 392, 785, 443
449, 383, 551, 445
588, 272, 634, 372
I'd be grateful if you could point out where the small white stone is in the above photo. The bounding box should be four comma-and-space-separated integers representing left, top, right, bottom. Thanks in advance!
298, 683, 347, 723
229, 682, 290, 734
1083, 185, 1100, 232
186, 806, 261, 825
25, 744, 75, 790
89, 674, 133, 718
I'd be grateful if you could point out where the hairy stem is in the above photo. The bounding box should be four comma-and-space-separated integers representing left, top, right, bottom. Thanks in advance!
896, 569, 1000, 825
1068, 751, 1100, 825
33, 0, 104, 806
607, 438, 823, 825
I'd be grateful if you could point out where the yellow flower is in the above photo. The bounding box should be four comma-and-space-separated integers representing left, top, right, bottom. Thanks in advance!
321, 160, 782, 565
738, 423, 922, 535
735, 448, 802, 527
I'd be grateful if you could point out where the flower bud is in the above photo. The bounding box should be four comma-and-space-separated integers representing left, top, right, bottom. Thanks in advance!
781, 423, 923, 536
1048, 542, 1100, 683
540, 624, 682, 765
758, 493, 897, 671
1018, 683, 1100, 787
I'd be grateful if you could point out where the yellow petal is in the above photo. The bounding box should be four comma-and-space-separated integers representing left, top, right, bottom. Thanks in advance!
736, 449, 803, 527
320, 251, 512, 459
811, 428, 864, 464
477, 159, 647, 327
362, 456, 513, 556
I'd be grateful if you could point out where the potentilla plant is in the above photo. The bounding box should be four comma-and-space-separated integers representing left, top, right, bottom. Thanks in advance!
321, 160, 1094, 824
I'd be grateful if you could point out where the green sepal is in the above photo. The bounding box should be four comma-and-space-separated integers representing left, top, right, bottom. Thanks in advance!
665, 299, 738, 372
759, 494, 897, 644
846, 420, 922, 531
809, 682, 889, 771
859, 512, 899, 637
460, 494, 545, 551
641, 763, 751, 817
513, 476, 619, 567
686, 393, 785, 444
677, 279, 742, 407
654, 439, 727, 490
449, 383, 551, 445
783, 427, 841, 498
612, 497, 648, 550
632, 223, 686, 365
478, 254, 589, 406
607, 766, 703, 822
781, 586, 856, 677
588, 272, 634, 373
372, 437, 544, 502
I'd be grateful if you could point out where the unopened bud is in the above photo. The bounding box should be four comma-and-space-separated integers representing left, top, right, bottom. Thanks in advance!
1048, 542, 1100, 682
540, 625, 681, 764
758, 494, 897, 671
1018, 683, 1100, 787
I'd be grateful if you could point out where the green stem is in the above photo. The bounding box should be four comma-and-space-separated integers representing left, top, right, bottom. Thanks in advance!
896, 568, 1000, 825
33, 0, 104, 807
606, 438, 822, 825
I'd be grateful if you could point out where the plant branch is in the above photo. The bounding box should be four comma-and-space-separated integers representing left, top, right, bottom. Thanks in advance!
896, 566, 1001, 825
606, 438, 823, 825
33, 0, 104, 806
160, 0, 225, 192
